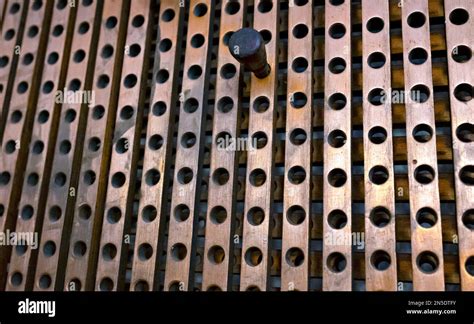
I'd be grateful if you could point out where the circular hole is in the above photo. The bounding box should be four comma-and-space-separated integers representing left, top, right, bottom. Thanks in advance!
370, 207, 391, 228
78, 22, 89, 34
181, 132, 196, 148
88, 137, 101, 152
289, 128, 307, 146
249, 169, 266, 187
43, 241, 56, 257
68, 79, 81, 91
38, 275, 52, 289
54, 173, 67, 187
247, 207, 265, 226
97, 74, 110, 88
208, 245, 225, 264
225, 1, 240, 15
10, 272, 23, 287
288, 166, 306, 185
368, 126, 387, 144
4, 140, 16, 154
259, 29, 272, 44
148, 134, 163, 150
207, 285, 222, 291
293, 24, 309, 39
251, 132, 267, 149
368, 88, 384, 106
371, 250, 391, 271
37, 110, 49, 123
328, 210, 347, 229
32, 0, 43, 10
452, 45, 472, 63
212, 168, 229, 185
465, 257, 474, 276
159, 38, 172, 52
257, 0, 272, 13
416, 207, 438, 228
414, 165, 435, 184
292, 57, 308, 73
120, 106, 134, 119
52, 24, 64, 37
190, 34, 205, 48
222, 31, 234, 45
327, 252, 346, 273
290, 92, 307, 108
328, 57, 346, 74
73, 241, 87, 257
152, 101, 166, 116
328, 169, 347, 187
92, 105, 105, 120
409, 47, 428, 65
367, 52, 386, 69
21, 205, 34, 220
410, 84, 431, 103
11, 110, 22, 123
102, 243, 117, 261
416, 251, 439, 274
174, 204, 190, 222
328, 23, 346, 39
253, 96, 270, 113
413, 124, 433, 143
145, 169, 160, 186
210, 205, 227, 224
78, 204, 92, 220
168, 281, 181, 291
0, 172, 11, 185
188, 65, 202, 80
115, 138, 128, 154
101, 45, 114, 59
220, 63, 236, 79
142, 205, 157, 223
111, 172, 126, 188
287, 205, 305, 225
23, 53, 34, 65
73, 50, 85, 63
59, 140, 71, 154
244, 247, 263, 266
138, 243, 153, 261
184, 98, 199, 113
17, 81, 29, 94
454, 83, 473, 102
64, 109, 76, 123
460, 165, 474, 185
177, 167, 193, 184
49, 206, 62, 222
456, 123, 474, 143
449, 8, 469, 25
463, 210, 474, 230
155, 69, 169, 84
107, 207, 122, 224
10, 3, 20, 14
328, 93, 347, 110
407, 11, 426, 28
369, 166, 389, 185
124, 74, 138, 88
193, 3, 208, 17
134, 281, 149, 291
161, 8, 175, 22
328, 129, 347, 148
0, 56, 9, 68
171, 243, 187, 261
132, 15, 145, 28
106, 16, 118, 29
329, 0, 344, 5
99, 278, 114, 291
286, 248, 304, 267
366, 17, 384, 33
4, 29, 15, 41
16, 245, 27, 256
217, 96, 234, 113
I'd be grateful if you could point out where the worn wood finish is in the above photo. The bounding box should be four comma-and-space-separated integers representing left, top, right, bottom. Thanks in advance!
35, 0, 102, 292
401, 0, 445, 290
201, 0, 245, 292
63, 0, 129, 292
362, 0, 397, 291
444, 0, 474, 291
94, 0, 152, 292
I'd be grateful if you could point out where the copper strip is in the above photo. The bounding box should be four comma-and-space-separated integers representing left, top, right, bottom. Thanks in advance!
7, 0, 75, 292
444, 0, 474, 290
164, 0, 214, 291
48, 0, 128, 292
322, 0, 352, 291
0, 0, 51, 290
93, 0, 152, 291
201, 0, 246, 292
239, 0, 279, 291
281, 0, 312, 291
362, 0, 397, 291
130, 0, 183, 291
401, 0, 445, 290
33, 0, 102, 291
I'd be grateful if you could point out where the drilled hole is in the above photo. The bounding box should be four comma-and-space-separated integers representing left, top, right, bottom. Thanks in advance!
409, 47, 428, 65
286, 248, 304, 267
251, 132, 267, 149
407, 11, 426, 28
220, 63, 236, 79
159, 38, 172, 52
161, 8, 175, 22
190, 34, 205, 48
208, 246, 225, 264
134, 281, 149, 291
460, 165, 474, 185
253, 96, 270, 113
327, 252, 346, 273
141, 205, 157, 223
260, 30, 272, 43
454, 83, 473, 102
43, 241, 56, 257
328, 169, 347, 187
120, 106, 134, 119
368, 88, 384, 106
188, 65, 202, 80
54, 173, 67, 187
155, 69, 169, 84
245, 247, 263, 266
247, 207, 265, 226
181, 132, 196, 148
416, 207, 438, 229
371, 250, 391, 271
148, 134, 163, 150
132, 15, 145, 27
328, 57, 346, 74
369, 166, 389, 185
328, 129, 347, 148
225, 0, 240, 14
452, 45, 472, 63
73, 241, 87, 257
107, 207, 122, 224
217, 96, 234, 113
456, 123, 474, 143
210, 206, 227, 224
290, 128, 307, 146
328, 93, 346, 110
370, 207, 391, 228
177, 168, 193, 184
124, 74, 138, 88
212, 168, 229, 186
288, 166, 306, 185
193, 3, 208, 17
184, 98, 199, 113
417, 251, 439, 274
462, 209, 474, 230
291, 92, 307, 108
145, 169, 161, 186
292, 57, 308, 73
414, 165, 435, 184
368, 126, 387, 144
99, 278, 114, 291
111, 172, 126, 188
328, 210, 347, 229
27, 173, 39, 187
171, 243, 187, 261
413, 124, 433, 143
49, 206, 61, 222
366, 17, 384, 33
102, 243, 117, 261
138, 243, 153, 261
367, 52, 386, 69
78, 204, 92, 220
257, 0, 272, 13
292, 24, 308, 39
328, 23, 346, 39
449, 8, 469, 25
249, 169, 266, 187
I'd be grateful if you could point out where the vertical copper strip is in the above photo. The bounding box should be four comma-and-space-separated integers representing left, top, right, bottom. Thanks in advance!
130, 0, 183, 291
281, 0, 312, 291
201, 0, 245, 292
401, 0, 445, 290
239, 0, 279, 291
362, 0, 397, 291
322, 0, 352, 291
0, 0, 28, 144
164, 0, 214, 291
33, 0, 102, 292
53, 0, 129, 292
444, 0, 474, 290
94, 0, 152, 292
0, 0, 51, 291
7, 0, 75, 292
